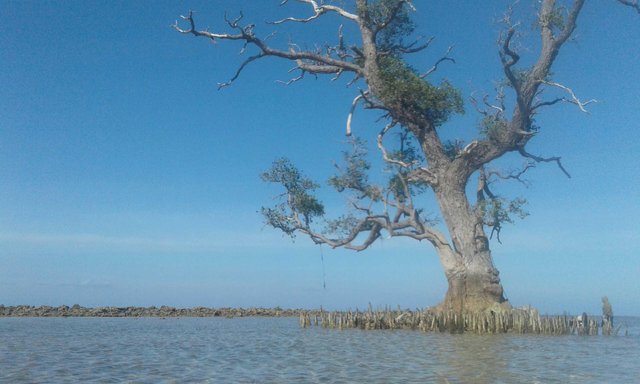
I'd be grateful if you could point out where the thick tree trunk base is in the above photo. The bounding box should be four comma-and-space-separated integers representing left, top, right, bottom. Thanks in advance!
435, 271, 511, 314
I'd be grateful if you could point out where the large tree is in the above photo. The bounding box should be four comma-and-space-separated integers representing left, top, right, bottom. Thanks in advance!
175, 0, 637, 313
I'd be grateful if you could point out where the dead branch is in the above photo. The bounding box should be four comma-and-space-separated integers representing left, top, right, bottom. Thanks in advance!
276, 68, 306, 85
538, 81, 597, 113
394, 36, 435, 54
483, 94, 504, 115
469, 92, 488, 116
376, 121, 414, 168
420, 45, 455, 78
532, 97, 565, 110
271, 0, 359, 24
471, 90, 506, 117
617, 0, 640, 13
519, 148, 571, 178
218, 52, 266, 89
173, 10, 362, 88
487, 162, 536, 186
346, 93, 367, 136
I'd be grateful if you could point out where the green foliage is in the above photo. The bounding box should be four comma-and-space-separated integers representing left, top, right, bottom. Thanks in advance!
386, 132, 423, 164
323, 214, 363, 237
365, 0, 415, 51
479, 116, 509, 140
328, 137, 382, 201
538, 6, 566, 32
479, 197, 529, 227
377, 56, 464, 126
385, 133, 428, 202
356, 1, 463, 126
260, 158, 324, 235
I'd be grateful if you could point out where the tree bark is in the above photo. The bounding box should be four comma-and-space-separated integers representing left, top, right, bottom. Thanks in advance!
432, 173, 508, 313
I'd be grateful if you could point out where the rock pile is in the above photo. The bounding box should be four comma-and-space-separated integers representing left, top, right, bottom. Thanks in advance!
0, 305, 303, 318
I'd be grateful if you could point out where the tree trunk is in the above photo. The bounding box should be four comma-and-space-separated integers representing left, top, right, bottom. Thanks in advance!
432, 175, 509, 313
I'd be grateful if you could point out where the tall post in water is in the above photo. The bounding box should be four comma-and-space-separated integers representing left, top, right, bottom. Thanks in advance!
602, 297, 613, 336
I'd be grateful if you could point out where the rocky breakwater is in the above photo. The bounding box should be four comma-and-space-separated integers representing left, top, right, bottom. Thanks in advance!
0, 305, 304, 318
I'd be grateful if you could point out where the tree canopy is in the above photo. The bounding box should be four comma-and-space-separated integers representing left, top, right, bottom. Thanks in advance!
176, 0, 639, 313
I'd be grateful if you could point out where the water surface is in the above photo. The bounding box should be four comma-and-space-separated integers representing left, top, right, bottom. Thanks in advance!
1, 317, 638, 383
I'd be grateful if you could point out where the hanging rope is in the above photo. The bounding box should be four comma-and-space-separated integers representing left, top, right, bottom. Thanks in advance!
319, 244, 327, 290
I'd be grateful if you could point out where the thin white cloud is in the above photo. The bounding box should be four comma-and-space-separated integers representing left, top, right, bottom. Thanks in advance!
0, 231, 309, 254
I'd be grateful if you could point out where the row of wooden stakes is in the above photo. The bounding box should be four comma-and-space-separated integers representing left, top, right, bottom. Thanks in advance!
298, 307, 620, 335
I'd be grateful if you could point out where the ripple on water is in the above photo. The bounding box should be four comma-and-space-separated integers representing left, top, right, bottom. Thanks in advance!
1, 317, 639, 383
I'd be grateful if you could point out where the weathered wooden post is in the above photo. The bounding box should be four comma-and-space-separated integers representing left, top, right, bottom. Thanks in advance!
602, 296, 613, 336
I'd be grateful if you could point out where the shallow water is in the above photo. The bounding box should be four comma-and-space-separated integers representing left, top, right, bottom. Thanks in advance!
1, 316, 638, 383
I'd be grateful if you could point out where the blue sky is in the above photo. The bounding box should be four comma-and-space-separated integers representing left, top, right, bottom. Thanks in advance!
1, 1, 639, 315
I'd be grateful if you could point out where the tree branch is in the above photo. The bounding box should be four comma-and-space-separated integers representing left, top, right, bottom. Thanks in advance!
373, 0, 415, 34
487, 162, 536, 187
271, 0, 360, 24
217, 52, 266, 89
276, 67, 306, 85
393, 36, 435, 54
173, 10, 362, 87
420, 45, 455, 78
302, 211, 451, 252
617, 0, 640, 13
453, 0, 587, 179
498, 25, 522, 96
376, 121, 415, 168
519, 148, 571, 178
346, 93, 366, 136
538, 80, 597, 113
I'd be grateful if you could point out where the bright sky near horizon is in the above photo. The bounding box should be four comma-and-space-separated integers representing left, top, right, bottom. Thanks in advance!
1, 1, 639, 315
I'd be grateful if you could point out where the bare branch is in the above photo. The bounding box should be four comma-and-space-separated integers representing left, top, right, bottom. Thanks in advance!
469, 92, 488, 116
331, 69, 344, 81
276, 68, 306, 85
346, 93, 366, 136
532, 97, 565, 110
538, 80, 597, 113
346, 73, 362, 87
469, 87, 506, 117
359, 89, 389, 111
173, 11, 245, 42
174, 10, 362, 87
217, 52, 266, 89
420, 45, 456, 78
375, 35, 435, 57
519, 148, 571, 178
376, 121, 415, 168
224, 11, 245, 29
499, 27, 522, 90
617, 0, 640, 13
479, 94, 505, 116
271, 0, 359, 24
487, 162, 536, 186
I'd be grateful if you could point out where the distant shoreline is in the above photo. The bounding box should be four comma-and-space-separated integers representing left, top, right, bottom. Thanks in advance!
0, 305, 309, 318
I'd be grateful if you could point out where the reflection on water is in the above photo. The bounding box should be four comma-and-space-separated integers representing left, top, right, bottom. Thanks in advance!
1, 317, 638, 383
